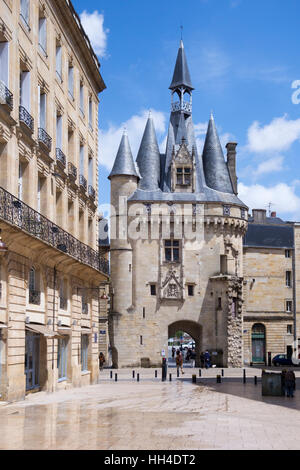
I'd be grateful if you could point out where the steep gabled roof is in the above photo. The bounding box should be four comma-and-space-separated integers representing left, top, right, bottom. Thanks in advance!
169, 40, 194, 91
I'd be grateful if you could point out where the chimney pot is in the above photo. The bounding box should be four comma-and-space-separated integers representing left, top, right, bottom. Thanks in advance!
271, 212, 277, 218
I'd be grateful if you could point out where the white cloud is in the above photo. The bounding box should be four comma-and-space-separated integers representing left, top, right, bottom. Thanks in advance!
247, 115, 300, 153
254, 156, 284, 176
99, 109, 167, 172
80, 10, 109, 58
239, 182, 300, 218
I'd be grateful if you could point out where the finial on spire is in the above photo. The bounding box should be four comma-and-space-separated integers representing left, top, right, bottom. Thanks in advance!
180, 25, 183, 41
123, 126, 127, 136
148, 109, 152, 119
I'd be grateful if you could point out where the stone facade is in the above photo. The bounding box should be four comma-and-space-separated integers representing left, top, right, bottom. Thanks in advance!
0, 0, 109, 402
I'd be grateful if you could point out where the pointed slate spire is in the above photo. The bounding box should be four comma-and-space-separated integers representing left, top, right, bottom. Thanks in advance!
136, 114, 161, 191
202, 114, 234, 194
108, 130, 139, 180
169, 40, 194, 91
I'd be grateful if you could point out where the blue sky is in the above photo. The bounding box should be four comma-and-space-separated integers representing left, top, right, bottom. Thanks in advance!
73, 0, 300, 220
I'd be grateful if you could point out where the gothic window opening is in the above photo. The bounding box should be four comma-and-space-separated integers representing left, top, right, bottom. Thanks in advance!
176, 167, 191, 186
29, 267, 41, 305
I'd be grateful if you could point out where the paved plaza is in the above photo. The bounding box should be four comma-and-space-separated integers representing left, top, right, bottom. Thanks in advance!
1, 367, 300, 450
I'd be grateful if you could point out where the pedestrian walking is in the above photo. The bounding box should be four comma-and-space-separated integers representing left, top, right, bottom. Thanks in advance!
200, 351, 205, 368
190, 349, 196, 368
285, 370, 296, 397
99, 352, 106, 370
176, 350, 184, 375
204, 350, 211, 369
172, 346, 175, 359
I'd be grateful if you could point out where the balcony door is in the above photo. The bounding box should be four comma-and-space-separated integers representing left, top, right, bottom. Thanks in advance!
0, 42, 9, 87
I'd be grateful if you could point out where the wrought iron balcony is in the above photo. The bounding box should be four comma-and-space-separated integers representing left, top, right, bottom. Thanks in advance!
79, 174, 87, 192
38, 128, 52, 152
0, 185, 109, 275
171, 101, 192, 114
29, 289, 41, 305
19, 106, 34, 132
0, 81, 13, 110
56, 148, 66, 167
68, 162, 77, 181
88, 185, 96, 200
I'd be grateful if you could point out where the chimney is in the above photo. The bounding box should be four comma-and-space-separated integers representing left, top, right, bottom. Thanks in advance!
226, 142, 238, 195
271, 211, 277, 218
252, 209, 267, 224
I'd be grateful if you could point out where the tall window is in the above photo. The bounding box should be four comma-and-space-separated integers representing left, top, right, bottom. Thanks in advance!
56, 44, 62, 82
38, 87, 46, 130
20, 70, 31, 112
79, 144, 84, 176
18, 162, 24, 199
57, 337, 68, 381
56, 114, 62, 150
68, 64, 74, 99
286, 271, 292, 288
164, 240, 180, 263
59, 279, 67, 311
81, 335, 89, 372
29, 267, 40, 305
82, 290, 88, 314
88, 155, 93, 186
88, 97, 93, 129
0, 42, 9, 87
80, 82, 84, 116
20, 0, 30, 30
38, 16, 47, 56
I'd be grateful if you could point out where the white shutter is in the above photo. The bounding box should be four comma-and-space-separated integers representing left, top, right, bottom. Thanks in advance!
88, 157, 93, 186
39, 18, 47, 54
56, 46, 62, 79
0, 42, 9, 86
80, 145, 84, 175
40, 93, 46, 129
20, 71, 30, 111
68, 66, 74, 97
56, 115, 62, 149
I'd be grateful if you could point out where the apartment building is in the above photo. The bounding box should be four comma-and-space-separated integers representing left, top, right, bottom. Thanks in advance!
0, 0, 109, 401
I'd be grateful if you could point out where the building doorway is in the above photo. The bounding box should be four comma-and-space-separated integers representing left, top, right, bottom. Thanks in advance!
25, 332, 40, 391
168, 320, 201, 368
251, 324, 266, 364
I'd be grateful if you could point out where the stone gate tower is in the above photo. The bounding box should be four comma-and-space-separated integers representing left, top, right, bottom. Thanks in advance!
109, 41, 248, 368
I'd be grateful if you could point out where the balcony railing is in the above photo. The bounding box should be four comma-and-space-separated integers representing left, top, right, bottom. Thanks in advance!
171, 101, 192, 114
29, 289, 41, 305
0, 186, 109, 275
68, 162, 77, 181
56, 148, 66, 167
79, 175, 87, 192
88, 185, 95, 200
38, 128, 52, 152
0, 81, 13, 110
19, 106, 34, 132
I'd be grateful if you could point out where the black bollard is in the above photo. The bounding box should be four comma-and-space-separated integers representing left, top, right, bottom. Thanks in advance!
177, 368, 180, 378
217, 375, 221, 384
132, 370, 135, 379
221, 369, 224, 377
162, 358, 167, 382
115, 373, 117, 382
192, 375, 197, 384
199, 369, 202, 377
137, 373, 140, 382
155, 370, 157, 378
254, 376, 257, 386
243, 369, 246, 384
110, 371, 113, 379
169, 373, 172, 382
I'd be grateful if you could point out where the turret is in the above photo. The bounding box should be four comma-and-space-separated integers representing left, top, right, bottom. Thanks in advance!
136, 114, 161, 191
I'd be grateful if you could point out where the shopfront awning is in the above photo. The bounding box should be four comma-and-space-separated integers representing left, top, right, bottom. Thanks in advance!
25, 324, 57, 338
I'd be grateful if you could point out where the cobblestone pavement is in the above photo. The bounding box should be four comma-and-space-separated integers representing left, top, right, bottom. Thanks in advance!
1, 368, 300, 450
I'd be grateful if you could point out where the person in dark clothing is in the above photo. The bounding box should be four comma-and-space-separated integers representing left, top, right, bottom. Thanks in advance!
285, 370, 296, 397
204, 350, 211, 369
200, 352, 205, 368
172, 346, 176, 359
99, 352, 106, 370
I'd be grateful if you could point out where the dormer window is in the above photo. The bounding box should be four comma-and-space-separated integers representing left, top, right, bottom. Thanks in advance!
176, 167, 191, 186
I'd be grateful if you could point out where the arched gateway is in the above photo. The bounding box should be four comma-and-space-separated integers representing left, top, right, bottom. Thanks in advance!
168, 321, 201, 367
109, 40, 248, 369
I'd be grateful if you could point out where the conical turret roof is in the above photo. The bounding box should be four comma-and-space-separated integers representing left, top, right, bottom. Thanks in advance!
136, 115, 161, 191
108, 131, 139, 180
169, 40, 194, 91
202, 114, 233, 194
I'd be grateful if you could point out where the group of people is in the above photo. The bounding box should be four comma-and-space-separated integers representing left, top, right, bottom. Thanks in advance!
282, 369, 296, 397
171, 347, 213, 374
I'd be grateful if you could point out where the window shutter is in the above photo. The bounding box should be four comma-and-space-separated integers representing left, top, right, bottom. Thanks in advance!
39, 18, 47, 53
56, 115, 62, 149
20, 71, 30, 111
0, 42, 9, 86
56, 46, 62, 78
